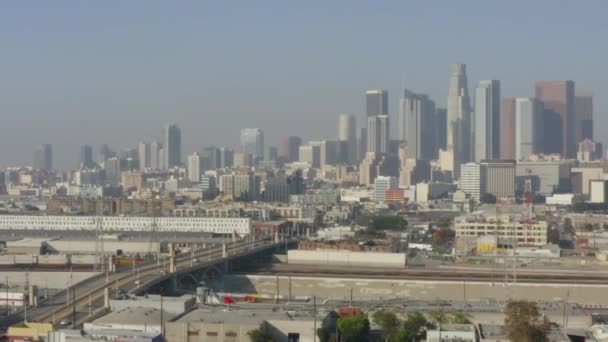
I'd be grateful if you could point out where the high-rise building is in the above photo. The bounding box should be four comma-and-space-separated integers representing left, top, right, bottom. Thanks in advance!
367, 115, 389, 154
149, 141, 162, 170
187, 152, 202, 183
446, 64, 471, 179
219, 147, 234, 168
398, 89, 436, 160
104, 157, 121, 184
373, 176, 398, 202
575, 92, 593, 142
202, 146, 221, 170
79, 145, 94, 169
481, 159, 515, 199
99, 144, 115, 163
359, 127, 367, 160
460, 162, 486, 201
474, 80, 501, 162
264, 146, 278, 161
515, 98, 544, 161
33, 144, 53, 171
435, 108, 447, 151
163, 123, 182, 169
281, 136, 302, 162
233, 152, 253, 169
338, 114, 357, 165
378, 115, 389, 154
240, 128, 264, 160
298, 144, 320, 168
366, 90, 388, 117
359, 152, 379, 186
500, 97, 516, 160
535, 80, 575, 157
137, 142, 150, 171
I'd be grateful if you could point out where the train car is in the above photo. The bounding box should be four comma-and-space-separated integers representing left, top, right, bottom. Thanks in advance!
112, 257, 145, 266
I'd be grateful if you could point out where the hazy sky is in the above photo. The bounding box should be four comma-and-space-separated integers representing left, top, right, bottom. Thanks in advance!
1, 1, 606, 168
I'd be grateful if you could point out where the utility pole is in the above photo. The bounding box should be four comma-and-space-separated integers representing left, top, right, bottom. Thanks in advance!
313, 296, 317, 342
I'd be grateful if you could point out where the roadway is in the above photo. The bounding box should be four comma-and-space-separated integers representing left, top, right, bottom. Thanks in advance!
3, 237, 280, 329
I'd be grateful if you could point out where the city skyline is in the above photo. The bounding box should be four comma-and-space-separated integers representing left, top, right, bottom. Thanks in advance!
0, 1, 606, 167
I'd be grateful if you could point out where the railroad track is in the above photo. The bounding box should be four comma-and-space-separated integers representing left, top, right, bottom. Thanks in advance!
249, 265, 608, 284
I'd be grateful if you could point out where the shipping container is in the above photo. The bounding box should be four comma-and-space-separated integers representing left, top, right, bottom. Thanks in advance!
37, 254, 69, 265
0, 255, 15, 265
70, 255, 97, 265
14, 255, 34, 265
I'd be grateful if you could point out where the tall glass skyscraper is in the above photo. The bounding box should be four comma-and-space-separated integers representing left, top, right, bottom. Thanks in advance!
163, 123, 182, 169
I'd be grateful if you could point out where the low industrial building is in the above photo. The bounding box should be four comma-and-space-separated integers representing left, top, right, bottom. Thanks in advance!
0, 215, 252, 236
454, 214, 548, 247
287, 249, 406, 268
164, 306, 335, 342
426, 324, 477, 342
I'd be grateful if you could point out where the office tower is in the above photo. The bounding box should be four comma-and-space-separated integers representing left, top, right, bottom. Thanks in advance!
378, 115, 389, 154
158, 147, 165, 170
79, 145, 94, 169
575, 92, 593, 142
219, 173, 259, 200
367, 116, 379, 153
535, 80, 575, 157
104, 157, 121, 184
219, 147, 234, 168
149, 141, 162, 170
515, 98, 544, 160
233, 152, 253, 168
163, 123, 182, 169
366, 90, 388, 117
435, 108, 447, 151
367, 115, 389, 154
298, 144, 320, 168
500, 98, 516, 160
201, 175, 217, 199
264, 146, 278, 161
481, 159, 515, 199
338, 113, 357, 164
398, 89, 436, 160
33, 144, 53, 171
137, 142, 150, 171
202, 146, 221, 170
460, 162, 486, 201
99, 144, 115, 163
373, 176, 398, 202
187, 152, 202, 183
318, 140, 337, 168
446, 64, 471, 179
281, 136, 302, 162
359, 152, 379, 186
474, 80, 501, 162
240, 128, 264, 160
359, 127, 367, 160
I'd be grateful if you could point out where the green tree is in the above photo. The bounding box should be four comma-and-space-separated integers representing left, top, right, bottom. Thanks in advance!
563, 218, 575, 235
372, 310, 400, 340
504, 301, 548, 342
394, 311, 434, 342
337, 315, 370, 342
247, 328, 274, 342
427, 310, 448, 324
448, 310, 472, 324
316, 327, 333, 342
547, 226, 560, 244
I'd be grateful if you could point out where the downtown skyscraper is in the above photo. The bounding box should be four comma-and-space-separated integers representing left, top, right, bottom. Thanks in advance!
338, 113, 357, 164
535, 80, 575, 157
240, 128, 264, 160
163, 123, 182, 169
366, 90, 388, 117
474, 80, 501, 162
446, 64, 471, 179
33, 144, 53, 171
398, 89, 436, 160
575, 92, 593, 142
